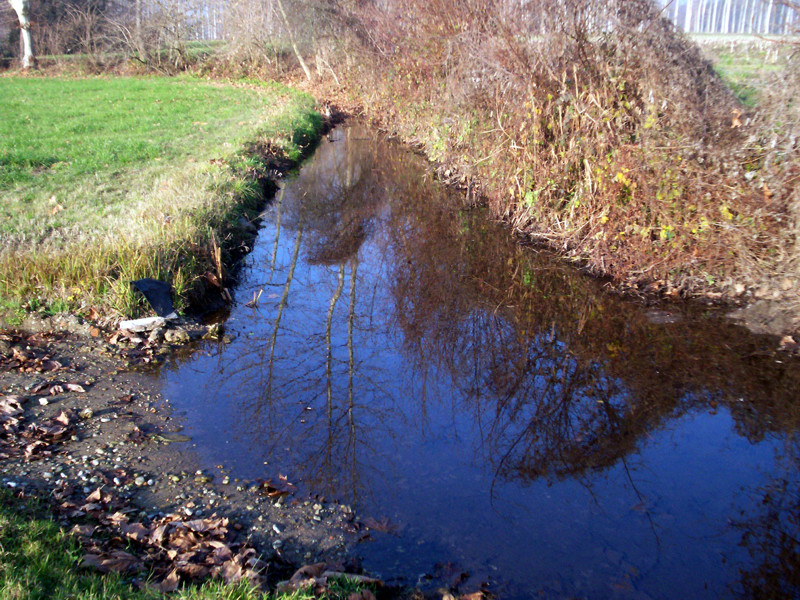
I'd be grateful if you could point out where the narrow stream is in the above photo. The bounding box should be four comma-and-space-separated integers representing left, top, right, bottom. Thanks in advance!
159, 124, 800, 599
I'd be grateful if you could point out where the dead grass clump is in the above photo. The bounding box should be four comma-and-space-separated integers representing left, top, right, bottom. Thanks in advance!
330, 0, 794, 297
0, 161, 265, 320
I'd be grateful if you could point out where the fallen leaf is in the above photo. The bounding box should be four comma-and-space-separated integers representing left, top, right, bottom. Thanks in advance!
121, 522, 150, 542
156, 569, 180, 592
289, 562, 327, 585
71, 524, 97, 537
40, 360, 63, 372
55, 411, 72, 426
180, 563, 210, 579
361, 516, 397, 533
0, 396, 23, 416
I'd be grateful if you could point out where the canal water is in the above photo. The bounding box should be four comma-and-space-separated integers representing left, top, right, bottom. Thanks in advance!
159, 124, 800, 599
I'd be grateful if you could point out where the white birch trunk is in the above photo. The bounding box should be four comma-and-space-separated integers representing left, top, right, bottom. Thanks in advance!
8, 0, 35, 68
711, 0, 720, 32
684, 0, 694, 31
721, 0, 732, 33
763, 0, 774, 33
739, 0, 750, 33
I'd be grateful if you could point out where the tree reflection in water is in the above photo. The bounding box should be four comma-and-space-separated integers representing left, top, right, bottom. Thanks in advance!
160, 124, 800, 598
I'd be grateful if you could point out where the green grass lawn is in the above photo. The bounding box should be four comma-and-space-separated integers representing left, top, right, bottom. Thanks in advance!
691, 35, 791, 106
0, 76, 323, 320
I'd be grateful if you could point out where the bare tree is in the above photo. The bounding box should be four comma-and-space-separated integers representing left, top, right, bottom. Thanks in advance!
7, 0, 34, 68
274, 0, 312, 80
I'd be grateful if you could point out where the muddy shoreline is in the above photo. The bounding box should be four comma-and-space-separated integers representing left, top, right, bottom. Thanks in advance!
0, 321, 421, 595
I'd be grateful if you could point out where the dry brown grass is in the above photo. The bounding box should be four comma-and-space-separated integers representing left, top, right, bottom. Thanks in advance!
321, 0, 799, 300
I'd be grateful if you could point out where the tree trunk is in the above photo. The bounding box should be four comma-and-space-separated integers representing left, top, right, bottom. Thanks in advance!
684, 0, 694, 31
763, 0, 774, 33
711, 0, 720, 32
721, 0, 732, 33
8, 0, 35, 69
274, 0, 313, 81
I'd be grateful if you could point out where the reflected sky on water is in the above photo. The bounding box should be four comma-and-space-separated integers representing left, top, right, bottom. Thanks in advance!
159, 125, 800, 599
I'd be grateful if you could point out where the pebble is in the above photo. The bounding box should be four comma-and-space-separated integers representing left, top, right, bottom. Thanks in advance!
272, 524, 281, 534
135, 476, 146, 486
79, 408, 93, 419
38, 398, 49, 406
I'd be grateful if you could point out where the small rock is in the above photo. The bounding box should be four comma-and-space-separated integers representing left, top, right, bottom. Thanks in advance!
79, 408, 93, 419
135, 476, 146, 486
38, 398, 49, 406
148, 328, 164, 344
165, 328, 190, 344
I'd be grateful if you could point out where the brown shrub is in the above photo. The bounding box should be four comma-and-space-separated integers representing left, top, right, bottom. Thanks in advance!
327, 0, 795, 296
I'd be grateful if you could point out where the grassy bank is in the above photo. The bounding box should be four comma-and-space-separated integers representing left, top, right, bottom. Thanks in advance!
0, 76, 323, 323
0, 489, 371, 600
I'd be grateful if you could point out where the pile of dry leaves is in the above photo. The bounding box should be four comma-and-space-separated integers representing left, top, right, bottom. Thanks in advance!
54, 484, 266, 592
0, 395, 76, 460
0, 330, 67, 373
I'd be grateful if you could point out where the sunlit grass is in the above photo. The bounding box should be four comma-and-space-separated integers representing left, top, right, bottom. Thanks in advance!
0, 76, 322, 319
692, 35, 791, 106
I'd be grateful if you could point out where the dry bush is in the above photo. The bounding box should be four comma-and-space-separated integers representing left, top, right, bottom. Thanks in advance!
749, 49, 800, 271
330, 0, 794, 296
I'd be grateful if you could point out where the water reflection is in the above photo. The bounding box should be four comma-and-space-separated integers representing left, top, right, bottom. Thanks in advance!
161, 124, 800, 599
